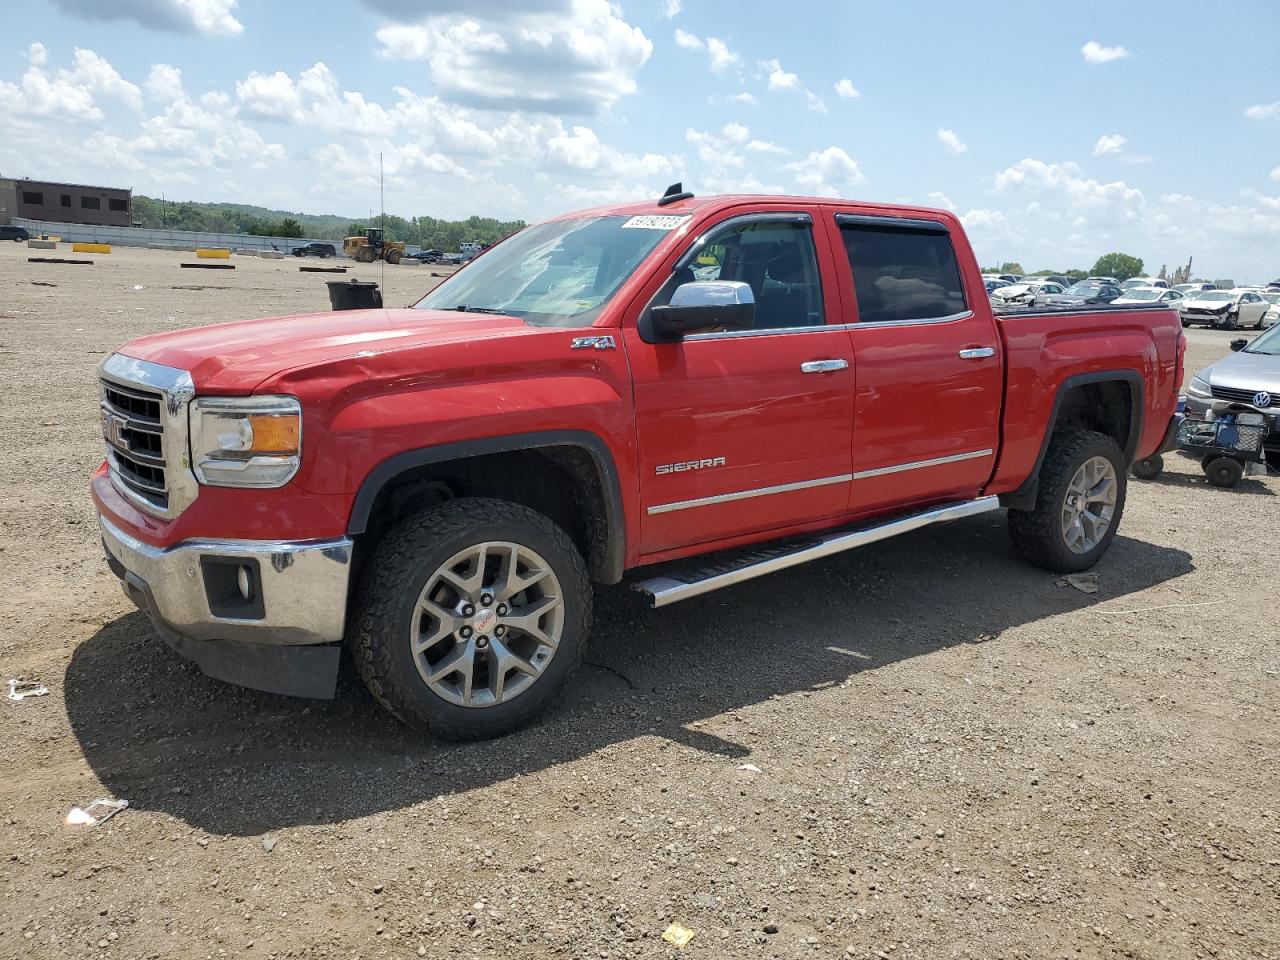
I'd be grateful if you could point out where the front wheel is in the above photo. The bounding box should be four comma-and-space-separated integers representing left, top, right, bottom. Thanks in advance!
1008, 429, 1127, 573
1219, 312, 1237, 331
348, 498, 592, 740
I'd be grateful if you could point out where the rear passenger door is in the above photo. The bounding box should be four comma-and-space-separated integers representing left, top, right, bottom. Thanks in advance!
825, 212, 1002, 513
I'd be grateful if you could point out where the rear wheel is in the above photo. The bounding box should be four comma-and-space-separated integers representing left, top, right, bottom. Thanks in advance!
385, 249, 402, 265
1203, 456, 1244, 488
355, 247, 376, 264
1008, 429, 1126, 573
348, 498, 592, 740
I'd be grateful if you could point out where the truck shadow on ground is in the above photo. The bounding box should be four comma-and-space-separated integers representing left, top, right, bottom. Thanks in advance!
65, 516, 1193, 836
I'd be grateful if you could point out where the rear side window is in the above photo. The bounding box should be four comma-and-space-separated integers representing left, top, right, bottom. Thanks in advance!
837, 218, 967, 324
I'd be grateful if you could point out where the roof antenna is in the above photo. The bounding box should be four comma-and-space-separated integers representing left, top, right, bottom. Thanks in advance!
657, 181, 694, 207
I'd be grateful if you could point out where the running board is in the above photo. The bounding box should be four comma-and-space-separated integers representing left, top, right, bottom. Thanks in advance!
633, 496, 1001, 608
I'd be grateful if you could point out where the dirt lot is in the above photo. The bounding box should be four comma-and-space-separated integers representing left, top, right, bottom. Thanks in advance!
1, 243, 1278, 960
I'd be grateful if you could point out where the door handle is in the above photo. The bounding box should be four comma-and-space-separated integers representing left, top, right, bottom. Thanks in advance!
958, 347, 995, 360
800, 359, 849, 374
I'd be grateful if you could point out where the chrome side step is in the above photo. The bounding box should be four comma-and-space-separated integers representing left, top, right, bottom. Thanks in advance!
633, 496, 1000, 608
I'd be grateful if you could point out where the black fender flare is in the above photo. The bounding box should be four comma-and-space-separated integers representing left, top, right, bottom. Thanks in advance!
347, 430, 627, 584
1000, 370, 1144, 511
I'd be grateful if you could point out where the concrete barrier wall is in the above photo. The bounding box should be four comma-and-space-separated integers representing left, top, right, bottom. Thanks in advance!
12, 217, 345, 257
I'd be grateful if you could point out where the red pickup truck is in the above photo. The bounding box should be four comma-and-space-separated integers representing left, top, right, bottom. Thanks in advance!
93, 187, 1185, 739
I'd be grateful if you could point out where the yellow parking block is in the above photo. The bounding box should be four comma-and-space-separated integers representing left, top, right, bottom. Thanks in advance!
72, 242, 111, 253
196, 248, 231, 259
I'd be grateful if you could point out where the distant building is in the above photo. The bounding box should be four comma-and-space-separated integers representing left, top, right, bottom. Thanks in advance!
0, 177, 132, 227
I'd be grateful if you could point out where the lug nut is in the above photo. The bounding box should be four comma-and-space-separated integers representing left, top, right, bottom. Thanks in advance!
462, 604, 475, 617
476, 636, 489, 649
494, 625, 506, 637
480, 592, 494, 606
496, 603, 508, 615
460, 626, 473, 638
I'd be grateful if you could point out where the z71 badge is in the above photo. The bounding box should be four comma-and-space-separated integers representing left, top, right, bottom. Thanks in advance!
655, 457, 726, 475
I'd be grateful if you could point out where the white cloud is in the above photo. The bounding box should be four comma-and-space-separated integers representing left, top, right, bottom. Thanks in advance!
375, 0, 652, 114
1246, 101, 1280, 120
686, 125, 744, 168
785, 146, 867, 197
673, 28, 701, 49
761, 58, 799, 91
0, 46, 143, 124
547, 124, 677, 179
674, 32, 738, 73
48, 0, 243, 36
994, 158, 1144, 213
805, 90, 828, 114
144, 63, 184, 102
662, 0, 682, 17
928, 191, 956, 211
1271, 166, 1280, 182
937, 128, 966, 154
1081, 40, 1129, 64
1094, 133, 1126, 156
746, 139, 787, 155
834, 78, 861, 99
729, 91, 757, 105
28, 42, 48, 67
233, 63, 393, 135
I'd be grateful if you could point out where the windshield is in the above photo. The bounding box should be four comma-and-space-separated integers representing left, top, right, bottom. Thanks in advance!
1245, 324, 1280, 355
1120, 279, 1148, 289
1065, 283, 1100, 294
414, 215, 678, 326
1198, 291, 1235, 302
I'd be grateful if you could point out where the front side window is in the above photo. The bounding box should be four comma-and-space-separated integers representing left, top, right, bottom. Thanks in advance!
839, 221, 966, 324
655, 218, 824, 330
415, 215, 673, 327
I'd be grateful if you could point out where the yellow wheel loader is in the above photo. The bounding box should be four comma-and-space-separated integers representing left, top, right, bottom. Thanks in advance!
343, 227, 405, 265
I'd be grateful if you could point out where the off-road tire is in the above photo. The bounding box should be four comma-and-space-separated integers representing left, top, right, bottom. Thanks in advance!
385, 250, 402, 265
347, 498, 592, 740
1204, 456, 1244, 488
1008, 428, 1127, 573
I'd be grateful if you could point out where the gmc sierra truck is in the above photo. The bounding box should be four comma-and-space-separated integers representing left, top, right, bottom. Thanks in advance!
93, 186, 1185, 740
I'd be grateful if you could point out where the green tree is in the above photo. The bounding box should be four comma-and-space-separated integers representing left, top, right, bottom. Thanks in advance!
1091, 253, 1143, 281
278, 218, 303, 238
984, 261, 1025, 275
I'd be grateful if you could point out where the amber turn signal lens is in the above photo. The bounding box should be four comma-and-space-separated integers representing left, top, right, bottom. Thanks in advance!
246, 414, 300, 453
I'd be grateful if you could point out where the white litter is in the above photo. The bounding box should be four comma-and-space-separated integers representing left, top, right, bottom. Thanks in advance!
65, 798, 128, 827
7, 678, 49, 701
736, 763, 762, 774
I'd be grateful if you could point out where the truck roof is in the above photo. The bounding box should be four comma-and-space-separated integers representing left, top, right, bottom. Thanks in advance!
547, 193, 954, 223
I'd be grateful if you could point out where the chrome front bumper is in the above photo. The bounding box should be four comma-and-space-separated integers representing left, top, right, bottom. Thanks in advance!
99, 515, 353, 646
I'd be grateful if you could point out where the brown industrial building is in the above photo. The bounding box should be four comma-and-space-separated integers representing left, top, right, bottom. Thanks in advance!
0, 178, 132, 227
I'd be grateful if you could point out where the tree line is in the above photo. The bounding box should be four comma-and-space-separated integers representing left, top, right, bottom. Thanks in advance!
130, 195, 526, 250
983, 253, 1146, 282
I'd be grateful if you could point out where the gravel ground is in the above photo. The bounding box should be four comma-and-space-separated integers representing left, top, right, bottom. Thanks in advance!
1, 243, 1278, 960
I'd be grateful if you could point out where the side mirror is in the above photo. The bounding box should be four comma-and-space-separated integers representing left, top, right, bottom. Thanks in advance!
1230, 338, 1248, 352
644, 280, 755, 342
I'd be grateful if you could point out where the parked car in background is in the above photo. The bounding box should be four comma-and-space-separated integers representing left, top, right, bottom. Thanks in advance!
1179, 289, 1269, 329
1086, 276, 1121, 285
1044, 281, 1123, 306
1259, 292, 1280, 329
1172, 282, 1216, 296
291, 242, 337, 258
1183, 326, 1280, 471
0, 225, 31, 242
1113, 288, 1184, 306
1120, 277, 1170, 291
996, 273, 1021, 284
404, 249, 443, 264
984, 279, 1013, 294
991, 279, 1066, 307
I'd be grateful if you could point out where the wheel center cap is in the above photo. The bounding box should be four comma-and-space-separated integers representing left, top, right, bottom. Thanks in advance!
473, 608, 498, 635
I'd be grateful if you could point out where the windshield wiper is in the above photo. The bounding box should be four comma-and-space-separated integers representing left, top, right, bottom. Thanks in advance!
452, 305, 508, 315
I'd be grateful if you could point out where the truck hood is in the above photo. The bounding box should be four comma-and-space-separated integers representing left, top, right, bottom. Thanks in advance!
119, 308, 537, 392
1199, 349, 1280, 395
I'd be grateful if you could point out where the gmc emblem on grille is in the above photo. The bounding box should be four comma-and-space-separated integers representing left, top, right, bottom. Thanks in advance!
101, 410, 128, 446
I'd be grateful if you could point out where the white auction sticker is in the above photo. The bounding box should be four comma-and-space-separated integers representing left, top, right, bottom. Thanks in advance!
620, 215, 690, 230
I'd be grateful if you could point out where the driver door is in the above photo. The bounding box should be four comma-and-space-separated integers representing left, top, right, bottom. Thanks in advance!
624, 209, 856, 557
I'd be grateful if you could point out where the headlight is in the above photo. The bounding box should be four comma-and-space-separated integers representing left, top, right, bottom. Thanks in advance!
190, 395, 302, 487
1186, 376, 1212, 398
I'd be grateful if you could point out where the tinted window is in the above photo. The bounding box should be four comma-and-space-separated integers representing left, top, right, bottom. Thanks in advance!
656, 219, 824, 330
60, 194, 71, 207
839, 223, 966, 323
81, 196, 101, 210
22, 191, 43, 205
108, 198, 128, 212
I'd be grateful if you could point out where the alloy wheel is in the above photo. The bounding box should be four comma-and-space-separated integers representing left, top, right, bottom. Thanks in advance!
1060, 456, 1118, 554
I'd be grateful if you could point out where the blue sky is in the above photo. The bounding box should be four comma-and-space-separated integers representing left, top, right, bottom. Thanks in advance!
3, 0, 1279, 279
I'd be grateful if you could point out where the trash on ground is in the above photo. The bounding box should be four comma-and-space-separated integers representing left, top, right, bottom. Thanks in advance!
661, 923, 696, 949
65, 798, 128, 827
736, 763, 762, 773
8, 678, 49, 701
1057, 572, 1099, 594
262, 834, 277, 853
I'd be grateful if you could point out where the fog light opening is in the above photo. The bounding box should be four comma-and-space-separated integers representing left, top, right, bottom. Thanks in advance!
236, 564, 253, 601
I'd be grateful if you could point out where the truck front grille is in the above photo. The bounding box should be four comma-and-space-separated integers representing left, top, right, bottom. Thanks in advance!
101, 380, 169, 509
98, 354, 196, 519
